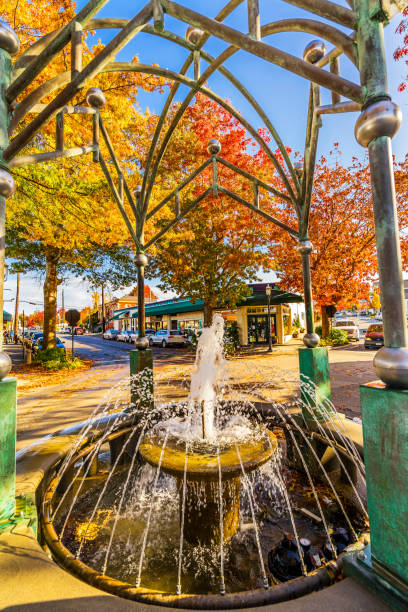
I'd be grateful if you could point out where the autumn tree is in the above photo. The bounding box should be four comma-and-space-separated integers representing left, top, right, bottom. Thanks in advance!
3, 0, 170, 348
267, 147, 408, 337
146, 95, 274, 325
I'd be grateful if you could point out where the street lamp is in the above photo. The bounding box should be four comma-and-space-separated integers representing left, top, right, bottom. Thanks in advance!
265, 284, 273, 352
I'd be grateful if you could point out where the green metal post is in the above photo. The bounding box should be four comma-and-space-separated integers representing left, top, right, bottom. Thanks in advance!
344, 0, 408, 600
0, 25, 18, 523
0, 377, 17, 522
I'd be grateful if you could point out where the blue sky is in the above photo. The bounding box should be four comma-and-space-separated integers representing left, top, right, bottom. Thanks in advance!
5, 0, 408, 314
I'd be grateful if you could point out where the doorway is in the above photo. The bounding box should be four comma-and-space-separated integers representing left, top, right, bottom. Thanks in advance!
247, 314, 276, 344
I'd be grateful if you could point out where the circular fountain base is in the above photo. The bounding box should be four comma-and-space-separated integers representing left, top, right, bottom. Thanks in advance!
140, 427, 277, 545
180, 477, 241, 545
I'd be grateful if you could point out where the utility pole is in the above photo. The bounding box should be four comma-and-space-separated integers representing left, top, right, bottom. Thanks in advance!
62, 288, 65, 325
101, 282, 105, 332
13, 272, 20, 342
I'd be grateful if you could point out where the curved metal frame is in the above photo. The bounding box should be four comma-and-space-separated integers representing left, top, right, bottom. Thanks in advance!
2, 0, 366, 346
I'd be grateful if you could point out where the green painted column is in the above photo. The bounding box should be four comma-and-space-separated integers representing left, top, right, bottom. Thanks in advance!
360, 382, 408, 586
298, 346, 331, 420
0, 377, 17, 522
129, 349, 153, 413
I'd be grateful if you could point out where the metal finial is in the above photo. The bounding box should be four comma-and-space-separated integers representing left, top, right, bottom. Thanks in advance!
86, 87, 106, 109
0, 169, 15, 199
207, 139, 221, 155
355, 100, 402, 148
0, 22, 19, 55
294, 162, 304, 179
186, 26, 203, 45
303, 40, 326, 64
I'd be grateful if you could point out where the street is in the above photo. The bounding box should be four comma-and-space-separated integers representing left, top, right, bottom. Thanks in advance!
60, 332, 194, 367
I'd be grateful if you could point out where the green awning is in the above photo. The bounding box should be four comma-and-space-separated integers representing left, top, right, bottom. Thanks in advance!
116, 285, 303, 319
3, 310, 12, 322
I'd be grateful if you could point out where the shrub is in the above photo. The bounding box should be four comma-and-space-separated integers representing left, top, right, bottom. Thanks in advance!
224, 322, 240, 353
319, 328, 349, 346
34, 347, 84, 370
293, 315, 301, 329
315, 325, 322, 337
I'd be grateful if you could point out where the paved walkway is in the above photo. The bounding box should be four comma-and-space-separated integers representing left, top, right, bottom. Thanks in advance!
11, 339, 377, 452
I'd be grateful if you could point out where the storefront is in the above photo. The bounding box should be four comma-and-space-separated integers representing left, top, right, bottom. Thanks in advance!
113, 284, 303, 345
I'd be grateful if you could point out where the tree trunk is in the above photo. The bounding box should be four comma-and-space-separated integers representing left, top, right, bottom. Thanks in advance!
321, 305, 330, 338
43, 249, 59, 350
203, 301, 215, 327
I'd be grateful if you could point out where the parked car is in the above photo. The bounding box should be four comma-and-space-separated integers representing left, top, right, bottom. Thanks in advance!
33, 335, 65, 353
127, 328, 157, 343
333, 319, 360, 342
27, 331, 44, 348
103, 329, 120, 340
364, 323, 384, 350
117, 330, 134, 343
149, 329, 189, 348
61, 326, 72, 334
73, 327, 84, 335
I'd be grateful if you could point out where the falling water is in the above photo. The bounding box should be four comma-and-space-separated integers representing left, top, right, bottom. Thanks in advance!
176, 446, 188, 595
188, 313, 226, 439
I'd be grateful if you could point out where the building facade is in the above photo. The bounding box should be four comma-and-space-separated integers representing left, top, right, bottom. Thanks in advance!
100, 286, 157, 328
113, 284, 304, 345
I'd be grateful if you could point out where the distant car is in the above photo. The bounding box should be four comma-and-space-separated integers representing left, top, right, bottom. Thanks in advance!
62, 327, 72, 334
149, 329, 189, 348
117, 330, 134, 343
27, 331, 44, 348
127, 328, 157, 343
32, 335, 65, 352
364, 323, 384, 350
333, 319, 360, 342
103, 329, 120, 340
73, 327, 84, 335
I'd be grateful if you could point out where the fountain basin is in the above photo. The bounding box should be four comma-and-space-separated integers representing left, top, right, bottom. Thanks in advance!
140, 428, 277, 544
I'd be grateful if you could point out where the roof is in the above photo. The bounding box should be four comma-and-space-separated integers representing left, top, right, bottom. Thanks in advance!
113, 284, 302, 319
3, 310, 12, 322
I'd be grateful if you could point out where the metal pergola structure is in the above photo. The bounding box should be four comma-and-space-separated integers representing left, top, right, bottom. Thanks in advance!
1, 0, 408, 598
1, 0, 401, 355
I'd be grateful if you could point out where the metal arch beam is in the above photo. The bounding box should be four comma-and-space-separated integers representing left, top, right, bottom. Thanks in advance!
145, 187, 213, 249
6, 61, 293, 206
139, 0, 244, 220
4, 4, 154, 161
10, 15, 356, 196
282, 0, 356, 29
142, 45, 298, 217
161, 0, 362, 102
6, 0, 110, 102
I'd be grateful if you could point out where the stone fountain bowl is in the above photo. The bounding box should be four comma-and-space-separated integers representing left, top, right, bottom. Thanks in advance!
34, 408, 369, 609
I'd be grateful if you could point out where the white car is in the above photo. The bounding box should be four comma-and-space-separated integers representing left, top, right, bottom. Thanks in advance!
149, 329, 189, 348
333, 319, 360, 341
116, 330, 134, 343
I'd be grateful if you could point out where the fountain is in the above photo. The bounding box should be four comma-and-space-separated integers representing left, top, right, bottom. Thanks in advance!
37, 314, 368, 606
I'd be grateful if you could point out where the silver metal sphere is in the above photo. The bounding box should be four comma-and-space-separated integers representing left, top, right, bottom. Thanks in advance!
355, 100, 402, 148
294, 162, 304, 179
303, 40, 326, 64
0, 169, 15, 199
135, 336, 149, 350
373, 346, 408, 388
0, 351, 12, 380
135, 252, 148, 267
297, 240, 313, 255
86, 87, 106, 109
303, 332, 320, 348
207, 138, 221, 155
0, 22, 19, 56
186, 26, 203, 46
